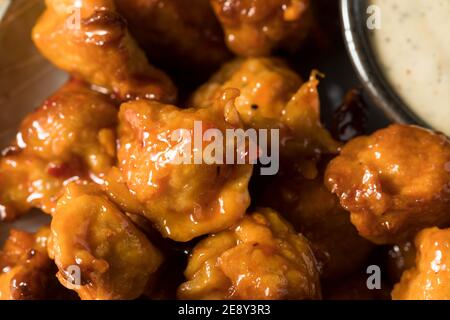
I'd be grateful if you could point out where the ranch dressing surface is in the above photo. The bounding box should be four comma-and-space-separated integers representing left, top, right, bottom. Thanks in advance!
370, 0, 450, 135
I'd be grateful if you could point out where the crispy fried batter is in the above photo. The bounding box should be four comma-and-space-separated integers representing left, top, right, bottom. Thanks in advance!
210, 0, 312, 56
32, 0, 177, 102
325, 125, 450, 244
0, 155, 68, 221
178, 208, 321, 300
191, 58, 339, 178
17, 80, 117, 175
116, 89, 252, 241
0, 80, 117, 221
191, 58, 302, 123
392, 227, 450, 300
49, 183, 163, 300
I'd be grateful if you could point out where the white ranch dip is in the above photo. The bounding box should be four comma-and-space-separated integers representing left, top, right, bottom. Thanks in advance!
370, 0, 450, 135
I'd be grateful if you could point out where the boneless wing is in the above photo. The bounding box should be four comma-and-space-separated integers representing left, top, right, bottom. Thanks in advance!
325, 125, 450, 244
116, 89, 252, 241
0, 80, 117, 220
178, 208, 321, 300
191, 57, 339, 178
17, 80, 117, 175
392, 227, 450, 300
49, 183, 163, 300
32, 0, 177, 102
210, 0, 312, 56
0, 154, 68, 220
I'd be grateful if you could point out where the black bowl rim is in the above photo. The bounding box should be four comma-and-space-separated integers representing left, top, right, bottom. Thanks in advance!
340, 0, 430, 128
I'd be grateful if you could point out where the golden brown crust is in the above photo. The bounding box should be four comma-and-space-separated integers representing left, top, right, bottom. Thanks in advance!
191, 58, 303, 124
18, 80, 117, 175
178, 208, 321, 300
50, 183, 163, 300
0, 154, 68, 220
210, 0, 312, 56
325, 125, 450, 244
32, 0, 177, 103
116, 91, 252, 241
191, 58, 339, 178
0, 80, 117, 220
392, 227, 450, 300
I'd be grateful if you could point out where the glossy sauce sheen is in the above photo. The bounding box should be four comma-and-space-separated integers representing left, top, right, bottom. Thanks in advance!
371, 0, 450, 135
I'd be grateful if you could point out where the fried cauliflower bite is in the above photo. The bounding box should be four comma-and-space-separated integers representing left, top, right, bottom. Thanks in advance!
392, 227, 450, 300
117, 90, 252, 241
191, 58, 339, 178
191, 58, 302, 122
325, 125, 450, 244
32, 0, 177, 103
0, 81, 117, 221
210, 0, 312, 56
263, 173, 373, 279
178, 208, 321, 300
17, 80, 117, 176
0, 227, 56, 300
0, 154, 70, 221
49, 183, 163, 300
102, 167, 146, 215
114, 0, 230, 74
